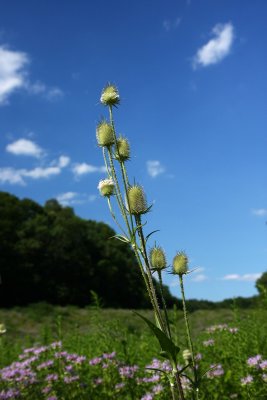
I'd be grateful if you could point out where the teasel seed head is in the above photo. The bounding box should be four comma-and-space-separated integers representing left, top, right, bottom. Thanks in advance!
149, 246, 167, 271
172, 251, 189, 275
115, 137, 130, 162
100, 84, 120, 107
96, 120, 114, 147
126, 185, 148, 216
98, 178, 115, 197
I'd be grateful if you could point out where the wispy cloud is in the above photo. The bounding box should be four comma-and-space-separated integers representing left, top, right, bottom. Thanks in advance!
0, 45, 29, 105
56, 191, 96, 206
147, 160, 165, 178
27, 81, 64, 101
191, 267, 208, 282
72, 162, 105, 177
6, 138, 43, 158
222, 273, 262, 282
193, 22, 234, 68
252, 208, 267, 217
163, 17, 181, 32
0, 155, 69, 185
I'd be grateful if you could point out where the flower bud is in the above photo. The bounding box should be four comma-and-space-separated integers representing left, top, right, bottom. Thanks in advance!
98, 178, 115, 197
182, 349, 192, 363
96, 121, 114, 147
126, 185, 147, 216
115, 137, 130, 162
172, 252, 188, 275
100, 84, 120, 107
149, 246, 167, 270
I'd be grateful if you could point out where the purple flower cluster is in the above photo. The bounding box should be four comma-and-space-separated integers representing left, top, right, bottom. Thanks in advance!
203, 339, 215, 347
206, 324, 238, 334
206, 364, 224, 379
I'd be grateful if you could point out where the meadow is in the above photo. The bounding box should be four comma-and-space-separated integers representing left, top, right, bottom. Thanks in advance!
1, 303, 267, 399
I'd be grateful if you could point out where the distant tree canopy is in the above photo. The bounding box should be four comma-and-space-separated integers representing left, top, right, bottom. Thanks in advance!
256, 272, 267, 297
0, 191, 177, 308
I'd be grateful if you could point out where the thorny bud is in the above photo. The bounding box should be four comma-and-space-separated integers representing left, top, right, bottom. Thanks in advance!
182, 349, 192, 363
98, 178, 115, 197
149, 246, 167, 271
126, 185, 147, 216
172, 251, 188, 275
100, 84, 120, 107
115, 137, 130, 162
96, 121, 114, 147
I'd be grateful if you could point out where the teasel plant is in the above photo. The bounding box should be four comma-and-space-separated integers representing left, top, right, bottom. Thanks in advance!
96, 83, 200, 400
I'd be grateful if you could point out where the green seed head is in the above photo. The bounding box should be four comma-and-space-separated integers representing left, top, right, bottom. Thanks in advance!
96, 121, 114, 147
98, 178, 115, 197
100, 84, 120, 107
115, 137, 130, 162
172, 251, 188, 275
149, 246, 167, 270
0, 323, 6, 335
182, 349, 192, 362
126, 185, 147, 216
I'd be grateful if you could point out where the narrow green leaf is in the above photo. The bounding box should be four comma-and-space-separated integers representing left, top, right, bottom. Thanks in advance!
145, 230, 160, 244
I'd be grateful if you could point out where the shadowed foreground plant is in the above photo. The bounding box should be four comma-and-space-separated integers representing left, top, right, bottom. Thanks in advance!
96, 83, 201, 399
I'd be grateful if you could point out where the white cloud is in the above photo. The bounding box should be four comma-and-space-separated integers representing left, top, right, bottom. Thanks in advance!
72, 163, 105, 176
147, 160, 165, 178
6, 138, 43, 158
0, 155, 69, 185
58, 155, 70, 168
252, 208, 267, 217
193, 22, 234, 68
0, 167, 25, 185
26, 81, 64, 101
222, 273, 262, 282
57, 191, 96, 206
0, 45, 29, 104
191, 274, 208, 282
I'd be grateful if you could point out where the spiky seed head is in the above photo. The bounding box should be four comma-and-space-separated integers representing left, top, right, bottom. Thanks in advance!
96, 121, 114, 147
98, 178, 115, 197
115, 137, 130, 162
182, 349, 192, 362
172, 251, 188, 275
100, 84, 120, 106
126, 185, 147, 216
149, 246, 167, 270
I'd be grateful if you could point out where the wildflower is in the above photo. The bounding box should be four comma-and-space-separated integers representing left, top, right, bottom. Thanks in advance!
152, 384, 163, 394
172, 252, 188, 275
119, 365, 138, 378
115, 382, 125, 390
64, 375, 80, 383
262, 374, 267, 382
100, 84, 120, 107
126, 185, 148, 216
207, 364, 224, 378
45, 374, 58, 382
114, 137, 130, 162
41, 387, 52, 394
203, 339, 215, 347
96, 120, 114, 147
141, 394, 154, 400
103, 351, 116, 359
259, 360, 267, 370
149, 246, 167, 271
94, 377, 103, 385
241, 375, 253, 385
229, 327, 238, 334
98, 178, 115, 197
89, 357, 102, 365
247, 355, 262, 367
37, 360, 54, 370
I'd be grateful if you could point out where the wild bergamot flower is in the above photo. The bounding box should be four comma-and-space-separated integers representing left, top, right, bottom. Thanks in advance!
98, 178, 115, 197
100, 84, 120, 107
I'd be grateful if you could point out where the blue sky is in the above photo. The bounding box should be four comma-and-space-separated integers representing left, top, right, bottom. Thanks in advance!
0, 0, 266, 301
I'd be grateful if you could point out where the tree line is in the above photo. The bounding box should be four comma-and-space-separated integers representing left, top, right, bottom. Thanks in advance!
0, 191, 265, 310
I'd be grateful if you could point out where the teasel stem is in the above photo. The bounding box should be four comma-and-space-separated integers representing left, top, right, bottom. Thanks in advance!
179, 275, 199, 398
102, 147, 111, 177
135, 215, 165, 332
108, 105, 135, 236
107, 147, 132, 237
107, 197, 128, 238
158, 270, 172, 339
